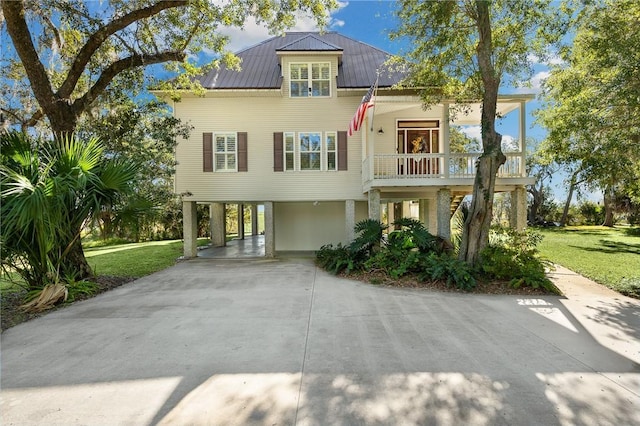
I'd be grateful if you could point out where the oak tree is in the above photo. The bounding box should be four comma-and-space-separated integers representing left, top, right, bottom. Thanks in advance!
537, 0, 640, 226
392, 0, 571, 264
2, 0, 335, 278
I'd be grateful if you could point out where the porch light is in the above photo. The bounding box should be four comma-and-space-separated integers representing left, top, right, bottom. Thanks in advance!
377, 127, 384, 134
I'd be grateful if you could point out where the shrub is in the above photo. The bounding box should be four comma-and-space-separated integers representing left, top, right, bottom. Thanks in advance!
418, 252, 476, 291
349, 219, 387, 256
316, 243, 363, 275
480, 228, 560, 294
364, 246, 421, 279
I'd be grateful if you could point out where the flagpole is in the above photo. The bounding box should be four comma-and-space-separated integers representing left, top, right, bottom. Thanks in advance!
369, 70, 380, 132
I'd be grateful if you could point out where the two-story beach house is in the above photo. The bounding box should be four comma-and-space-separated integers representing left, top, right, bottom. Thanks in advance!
164, 32, 534, 258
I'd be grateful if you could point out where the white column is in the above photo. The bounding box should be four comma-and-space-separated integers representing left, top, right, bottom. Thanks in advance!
436, 189, 452, 241
419, 199, 435, 233
442, 102, 450, 178
345, 200, 356, 243
183, 201, 198, 258
264, 201, 275, 258
210, 203, 226, 247
520, 101, 527, 177
368, 189, 381, 222
510, 186, 527, 231
251, 204, 259, 236
382, 202, 390, 229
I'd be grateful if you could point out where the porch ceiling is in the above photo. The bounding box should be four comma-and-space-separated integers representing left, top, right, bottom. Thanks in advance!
374, 95, 533, 125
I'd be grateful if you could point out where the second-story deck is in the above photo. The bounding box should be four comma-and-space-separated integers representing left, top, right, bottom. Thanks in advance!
360, 94, 536, 193
362, 151, 532, 191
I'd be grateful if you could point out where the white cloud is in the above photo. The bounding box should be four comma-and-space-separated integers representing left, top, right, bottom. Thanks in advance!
460, 125, 481, 141
218, 2, 348, 52
527, 53, 565, 67
513, 70, 550, 94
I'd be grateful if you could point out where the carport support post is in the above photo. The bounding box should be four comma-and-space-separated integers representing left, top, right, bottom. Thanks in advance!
368, 189, 381, 222
251, 204, 259, 236
419, 199, 436, 235
436, 189, 452, 241
345, 199, 355, 243
210, 203, 226, 247
510, 186, 527, 231
237, 204, 245, 239
264, 201, 275, 257
183, 201, 198, 258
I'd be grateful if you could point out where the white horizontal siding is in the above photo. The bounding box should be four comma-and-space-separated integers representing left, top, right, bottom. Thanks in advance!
174, 93, 368, 202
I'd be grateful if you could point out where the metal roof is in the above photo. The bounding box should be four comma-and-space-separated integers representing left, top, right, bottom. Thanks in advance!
276, 34, 343, 52
196, 32, 405, 89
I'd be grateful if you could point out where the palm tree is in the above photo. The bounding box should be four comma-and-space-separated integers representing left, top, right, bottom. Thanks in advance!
1, 131, 138, 290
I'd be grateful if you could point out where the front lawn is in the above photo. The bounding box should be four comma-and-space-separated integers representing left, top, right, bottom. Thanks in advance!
537, 226, 640, 298
85, 239, 185, 278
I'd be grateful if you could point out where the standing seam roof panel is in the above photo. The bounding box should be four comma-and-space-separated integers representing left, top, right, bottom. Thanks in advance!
196, 32, 406, 89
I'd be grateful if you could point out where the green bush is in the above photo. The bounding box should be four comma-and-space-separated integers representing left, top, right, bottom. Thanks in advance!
418, 252, 476, 291
316, 243, 363, 275
349, 219, 387, 255
364, 246, 421, 279
317, 218, 475, 290
480, 229, 560, 294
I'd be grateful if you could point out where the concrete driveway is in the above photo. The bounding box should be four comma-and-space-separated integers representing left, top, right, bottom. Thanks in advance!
1, 258, 639, 425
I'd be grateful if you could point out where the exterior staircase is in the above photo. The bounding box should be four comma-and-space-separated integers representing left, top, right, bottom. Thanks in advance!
450, 195, 465, 217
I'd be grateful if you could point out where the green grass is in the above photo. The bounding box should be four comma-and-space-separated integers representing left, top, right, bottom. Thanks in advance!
1, 238, 209, 292
537, 226, 640, 298
85, 238, 209, 277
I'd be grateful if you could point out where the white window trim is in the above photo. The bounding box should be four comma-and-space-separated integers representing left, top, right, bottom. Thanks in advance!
284, 132, 296, 171
325, 131, 338, 171
213, 132, 238, 172
299, 131, 322, 171
283, 131, 338, 172
289, 62, 331, 98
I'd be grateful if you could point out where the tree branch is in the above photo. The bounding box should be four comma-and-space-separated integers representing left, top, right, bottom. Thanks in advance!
57, 0, 188, 99
72, 51, 186, 114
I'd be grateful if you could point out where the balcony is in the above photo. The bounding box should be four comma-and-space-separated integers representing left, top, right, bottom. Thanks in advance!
362, 152, 533, 191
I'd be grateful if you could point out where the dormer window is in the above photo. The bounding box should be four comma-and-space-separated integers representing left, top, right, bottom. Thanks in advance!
290, 62, 331, 97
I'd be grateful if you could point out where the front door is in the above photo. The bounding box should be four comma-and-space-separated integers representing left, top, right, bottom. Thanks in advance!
397, 120, 440, 175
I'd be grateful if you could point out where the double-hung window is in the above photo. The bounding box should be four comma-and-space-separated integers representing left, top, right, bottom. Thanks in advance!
284, 132, 296, 171
281, 131, 338, 171
215, 133, 237, 171
299, 132, 322, 170
290, 63, 331, 97
325, 132, 337, 171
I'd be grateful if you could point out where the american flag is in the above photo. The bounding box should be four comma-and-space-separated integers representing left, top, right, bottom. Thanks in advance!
347, 83, 375, 136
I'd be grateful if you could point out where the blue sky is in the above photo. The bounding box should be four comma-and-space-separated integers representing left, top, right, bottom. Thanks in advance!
218, 0, 577, 200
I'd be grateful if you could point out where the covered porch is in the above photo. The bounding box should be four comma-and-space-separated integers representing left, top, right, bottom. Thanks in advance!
360, 94, 534, 192
360, 94, 534, 241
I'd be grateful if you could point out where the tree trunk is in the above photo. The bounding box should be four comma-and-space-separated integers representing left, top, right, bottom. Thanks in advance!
458, 146, 505, 264
458, 1, 504, 265
560, 185, 574, 227
602, 186, 615, 227
528, 186, 542, 224
61, 237, 94, 280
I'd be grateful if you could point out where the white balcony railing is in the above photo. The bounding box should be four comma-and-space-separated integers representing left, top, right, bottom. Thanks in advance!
363, 153, 525, 184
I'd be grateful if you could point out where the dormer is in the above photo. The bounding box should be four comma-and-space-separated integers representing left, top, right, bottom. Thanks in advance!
192, 32, 404, 95
276, 34, 343, 98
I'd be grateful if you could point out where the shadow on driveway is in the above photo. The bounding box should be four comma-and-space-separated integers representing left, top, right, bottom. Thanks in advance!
2, 258, 639, 425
